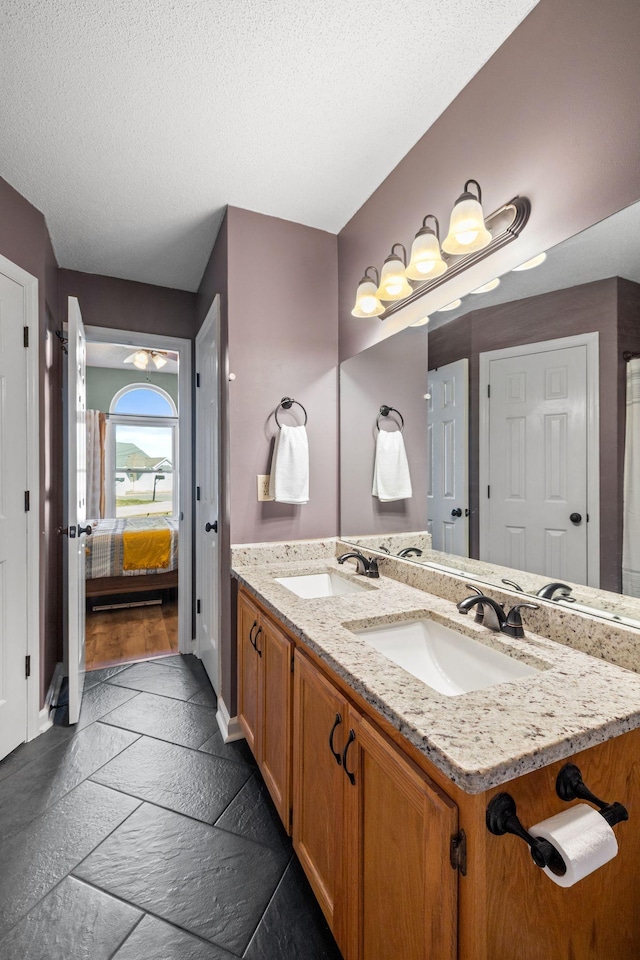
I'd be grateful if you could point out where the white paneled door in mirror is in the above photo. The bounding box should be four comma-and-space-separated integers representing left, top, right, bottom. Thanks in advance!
481, 337, 595, 584
427, 359, 469, 556
0, 271, 29, 759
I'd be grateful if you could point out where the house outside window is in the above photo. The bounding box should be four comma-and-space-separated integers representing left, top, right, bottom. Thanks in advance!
107, 384, 178, 518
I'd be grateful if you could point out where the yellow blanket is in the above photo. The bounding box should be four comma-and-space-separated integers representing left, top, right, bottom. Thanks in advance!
122, 528, 171, 571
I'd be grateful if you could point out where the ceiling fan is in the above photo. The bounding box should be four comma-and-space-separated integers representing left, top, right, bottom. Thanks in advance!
123, 349, 169, 371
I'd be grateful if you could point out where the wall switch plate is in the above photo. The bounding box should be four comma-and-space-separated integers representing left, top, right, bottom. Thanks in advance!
257, 475, 273, 501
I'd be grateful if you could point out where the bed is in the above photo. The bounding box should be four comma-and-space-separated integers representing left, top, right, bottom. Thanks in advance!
85, 516, 179, 598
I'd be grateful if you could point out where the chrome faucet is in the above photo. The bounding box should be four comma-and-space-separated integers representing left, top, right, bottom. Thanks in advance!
397, 547, 423, 558
337, 551, 380, 579
536, 581, 574, 601
457, 590, 539, 638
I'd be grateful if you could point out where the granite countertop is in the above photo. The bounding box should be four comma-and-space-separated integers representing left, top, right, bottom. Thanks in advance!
232, 555, 640, 794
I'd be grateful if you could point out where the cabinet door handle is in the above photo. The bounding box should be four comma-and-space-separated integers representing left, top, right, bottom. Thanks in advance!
328, 712, 343, 765
249, 620, 258, 649
254, 626, 263, 657
342, 729, 356, 785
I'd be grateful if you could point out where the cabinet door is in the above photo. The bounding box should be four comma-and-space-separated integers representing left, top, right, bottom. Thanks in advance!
237, 592, 261, 756
293, 650, 349, 951
347, 715, 458, 960
259, 617, 293, 832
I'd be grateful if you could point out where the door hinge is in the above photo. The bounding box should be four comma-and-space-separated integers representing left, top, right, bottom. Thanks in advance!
487, 384, 490, 398
23, 326, 29, 347
487, 485, 490, 499
196, 486, 201, 501
450, 829, 467, 875
25, 655, 31, 678
197, 599, 201, 614
24, 491, 30, 512
196, 372, 200, 387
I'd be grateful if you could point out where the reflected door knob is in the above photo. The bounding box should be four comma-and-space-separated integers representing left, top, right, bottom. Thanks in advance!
77, 524, 92, 536
569, 513, 582, 525
451, 508, 462, 518
205, 521, 218, 533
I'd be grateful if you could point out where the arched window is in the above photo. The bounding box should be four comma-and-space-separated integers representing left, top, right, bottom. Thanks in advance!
107, 384, 178, 518
110, 383, 177, 417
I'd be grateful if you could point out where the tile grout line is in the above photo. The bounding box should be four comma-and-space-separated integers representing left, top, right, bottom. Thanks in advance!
105, 910, 146, 960
72, 874, 244, 959
240, 853, 296, 959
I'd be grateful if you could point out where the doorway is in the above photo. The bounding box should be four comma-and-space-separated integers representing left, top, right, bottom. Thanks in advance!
479, 333, 600, 585
81, 327, 192, 672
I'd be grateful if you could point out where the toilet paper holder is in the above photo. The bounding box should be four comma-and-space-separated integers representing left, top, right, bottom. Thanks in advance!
486, 763, 628, 874
486, 793, 568, 875
556, 763, 629, 828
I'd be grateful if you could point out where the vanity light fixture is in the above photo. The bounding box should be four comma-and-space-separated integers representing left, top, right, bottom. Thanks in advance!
442, 179, 492, 255
438, 299, 462, 311
512, 251, 547, 271
470, 278, 501, 294
351, 182, 530, 322
377, 244, 413, 301
405, 216, 447, 281
351, 266, 385, 317
409, 315, 430, 327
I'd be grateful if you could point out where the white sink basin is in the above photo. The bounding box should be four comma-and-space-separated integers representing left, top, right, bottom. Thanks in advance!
275, 572, 369, 598
350, 618, 540, 696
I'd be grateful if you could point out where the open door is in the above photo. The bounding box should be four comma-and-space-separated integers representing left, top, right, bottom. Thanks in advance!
195, 297, 222, 693
66, 296, 90, 723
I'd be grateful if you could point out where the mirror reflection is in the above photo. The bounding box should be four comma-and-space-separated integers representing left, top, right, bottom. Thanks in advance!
340, 198, 640, 624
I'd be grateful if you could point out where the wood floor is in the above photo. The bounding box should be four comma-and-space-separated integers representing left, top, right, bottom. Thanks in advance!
86, 598, 178, 670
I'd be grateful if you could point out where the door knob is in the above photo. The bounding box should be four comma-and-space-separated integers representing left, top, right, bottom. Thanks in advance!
451, 508, 462, 518
569, 513, 582, 525
77, 524, 92, 536
205, 521, 218, 533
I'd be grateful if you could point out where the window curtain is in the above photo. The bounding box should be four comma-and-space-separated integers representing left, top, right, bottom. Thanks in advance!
86, 410, 107, 520
622, 358, 640, 596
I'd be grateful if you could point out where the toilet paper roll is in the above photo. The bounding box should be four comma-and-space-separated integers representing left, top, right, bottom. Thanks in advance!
530, 803, 618, 888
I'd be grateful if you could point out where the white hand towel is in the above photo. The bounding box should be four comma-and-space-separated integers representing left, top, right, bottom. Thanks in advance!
372, 429, 412, 501
269, 424, 310, 504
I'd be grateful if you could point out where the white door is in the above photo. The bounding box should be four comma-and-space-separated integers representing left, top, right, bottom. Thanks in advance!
0, 271, 29, 759
195, 298, 221, 693
67, 297, 89, 724
427, 359, 469, 556
483, 341, 591, 582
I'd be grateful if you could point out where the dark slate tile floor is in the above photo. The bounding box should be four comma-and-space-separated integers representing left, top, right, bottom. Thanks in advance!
0, 654, 342, 960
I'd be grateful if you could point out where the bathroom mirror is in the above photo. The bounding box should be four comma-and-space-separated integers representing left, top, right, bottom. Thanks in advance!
340, 197, 640, 624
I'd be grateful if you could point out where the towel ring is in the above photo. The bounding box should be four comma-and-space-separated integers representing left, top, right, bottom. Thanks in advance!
275, 396, 308, 428
376, 405, 404, 432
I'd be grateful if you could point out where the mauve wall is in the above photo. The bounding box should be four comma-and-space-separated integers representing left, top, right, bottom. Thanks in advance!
427, 278, 640, 592
59, 269, 197, 339
0, 176, 62, 706
340, 328, 428, 536
338, 0, 640, 362
226, 206, 339, 544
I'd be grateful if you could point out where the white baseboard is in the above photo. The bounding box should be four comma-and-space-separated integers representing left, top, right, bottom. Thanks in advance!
38, 708, 53, 735
31, 662, 64, 739
216, 695, 245, 743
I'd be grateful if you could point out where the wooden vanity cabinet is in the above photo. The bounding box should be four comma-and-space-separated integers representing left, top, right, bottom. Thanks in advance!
293, 648, 458, 960
237, 590, 293, 830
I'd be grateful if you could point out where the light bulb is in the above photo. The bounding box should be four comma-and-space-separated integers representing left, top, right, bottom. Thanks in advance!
438, 299, 462, 312
132, 351, 149, 370
352, 273, 384, 318
377, 250, 412, 301
405, 221, 447, 282
442, 180, 492, 256
151, 352, 168, 369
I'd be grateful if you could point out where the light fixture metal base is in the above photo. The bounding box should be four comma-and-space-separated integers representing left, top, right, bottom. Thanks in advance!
380, 195, 530, 321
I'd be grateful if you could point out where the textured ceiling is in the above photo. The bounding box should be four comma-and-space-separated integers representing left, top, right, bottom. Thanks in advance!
0, 0, 537, 291
428, 199, 640, 331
